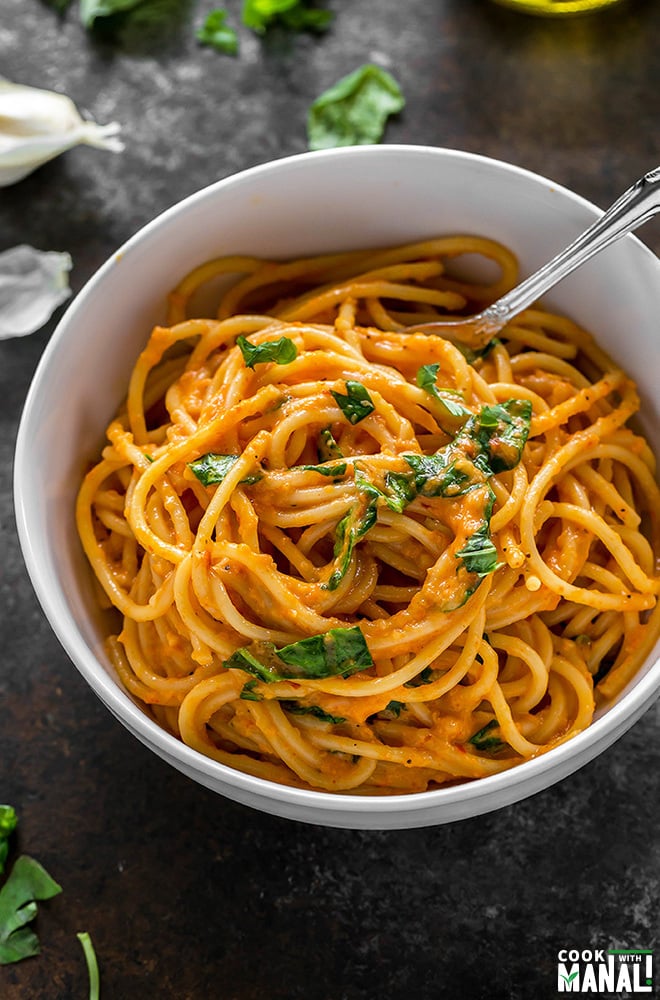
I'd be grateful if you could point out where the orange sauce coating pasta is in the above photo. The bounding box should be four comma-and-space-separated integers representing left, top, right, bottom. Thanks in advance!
76, 237, 660, 793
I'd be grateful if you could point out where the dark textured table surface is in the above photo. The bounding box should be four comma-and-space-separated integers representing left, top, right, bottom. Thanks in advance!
2, 1, 660, 998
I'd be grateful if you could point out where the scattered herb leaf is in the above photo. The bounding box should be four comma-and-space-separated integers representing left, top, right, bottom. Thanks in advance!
236, 334, 297, 369
0, 807, 17, 877
404, 666, 434, 688
188, 453, 261, 487
242, 0, 332, 33
468, 719, 504, 752
281, 701, 346, 724
297, 461, 347, 477
331, 380, 375, 424
416, 364, 472, 424
79, 0, 144, 28
318, 426, 343, 462
226, 626, 373, 681
0, 855, 62, 964
196, 9, 239, 53
307, 63, 405, 151
240, 679, 264, 701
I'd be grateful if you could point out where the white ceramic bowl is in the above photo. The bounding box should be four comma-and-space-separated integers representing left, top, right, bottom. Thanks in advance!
14, 145, 660, 829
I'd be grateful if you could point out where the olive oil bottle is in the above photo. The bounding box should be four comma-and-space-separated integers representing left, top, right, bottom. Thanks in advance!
494, 0, 623, 14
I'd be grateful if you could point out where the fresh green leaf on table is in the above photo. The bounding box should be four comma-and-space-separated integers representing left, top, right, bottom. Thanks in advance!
242, 0, 332, 34
197, 9, 239, 53
79, 0, 144, 28
307, 64, 405, 151
0, 806, 17, 876
0, 855, 62, 964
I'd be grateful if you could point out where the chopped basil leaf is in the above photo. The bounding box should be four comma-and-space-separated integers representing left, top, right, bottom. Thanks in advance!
318, 427, 343, 462
416, 364, 472, 424
0, 856, 62, 964
236, 334, 298, 369
197, 9, 239, 53
188, 453, 261, 487
240, 680, 263, 701
454, 337, 501, 365
331, 380, 375, 424
226, 626, 373, 681
307, 63, 405, 151
472, 399, 532, 473
0, 807, 17, 877
281, 702, 346, 724
242, 0, 332, 34
404, 666, 435, 688
403, 452, 481, 498
456, 529, 499, 577
297, 461, 347, 477
327, 495, 377, 590
468, 719, 504, 752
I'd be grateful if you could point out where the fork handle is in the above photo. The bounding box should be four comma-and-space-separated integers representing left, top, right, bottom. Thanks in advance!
484, 165, 660, 327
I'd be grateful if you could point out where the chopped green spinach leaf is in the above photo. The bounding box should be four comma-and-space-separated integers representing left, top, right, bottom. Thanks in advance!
307, 64, 405, 151
240, 680, 264, 701
468, 719, 504, 752
226, 626, 373, 681
237, 334, 297, 369
318, 427, 343, 462
331, 380, 375, 424
281, 702, 346, 724
188, 453, 261, 487
416, 364, 472, 424
297, 461, 347, 477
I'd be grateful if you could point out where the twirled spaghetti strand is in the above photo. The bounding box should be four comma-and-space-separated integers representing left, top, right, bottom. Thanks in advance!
76, 237, 660, 794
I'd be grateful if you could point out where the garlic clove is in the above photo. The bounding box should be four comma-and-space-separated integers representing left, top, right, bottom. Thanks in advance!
0, 245, 73, 339
0, 79, 123, 186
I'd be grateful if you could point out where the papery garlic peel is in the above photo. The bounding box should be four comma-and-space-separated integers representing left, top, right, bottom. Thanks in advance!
0, 79, 124, 186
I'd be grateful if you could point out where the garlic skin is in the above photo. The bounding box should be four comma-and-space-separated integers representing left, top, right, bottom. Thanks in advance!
0, 79, 124, 186
0, 245, 72, 339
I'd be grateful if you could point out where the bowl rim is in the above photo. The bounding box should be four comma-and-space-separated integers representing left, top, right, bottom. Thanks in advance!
14, 143, 660, 817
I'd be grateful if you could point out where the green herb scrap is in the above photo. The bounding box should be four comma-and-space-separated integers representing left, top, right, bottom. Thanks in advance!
281, 702, 346, 724
0, 856, 62, 965
467, 719, 504, 752
77, 932, 100, 1000
237, 334, 298, 369
197, 9, 239, 53
188, 453, 261, 487
297, 461, 347, 477
226, 625, 373, 681
79, 0, 143, 28
330, 380, 375, 425
416, 364, 472, 425
307, 64, 405, 151
242, 0, 333, 34
0, 807, 17, 877
318, 427, 343, 462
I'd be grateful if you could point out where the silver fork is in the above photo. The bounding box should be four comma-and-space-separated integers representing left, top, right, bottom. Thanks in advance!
405, 166, 660, 349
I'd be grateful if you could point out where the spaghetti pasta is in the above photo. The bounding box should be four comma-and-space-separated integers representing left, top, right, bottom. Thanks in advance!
76, 236, 660, 794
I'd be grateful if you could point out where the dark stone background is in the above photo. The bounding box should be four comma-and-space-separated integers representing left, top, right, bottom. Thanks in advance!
1, 1, 659, 997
